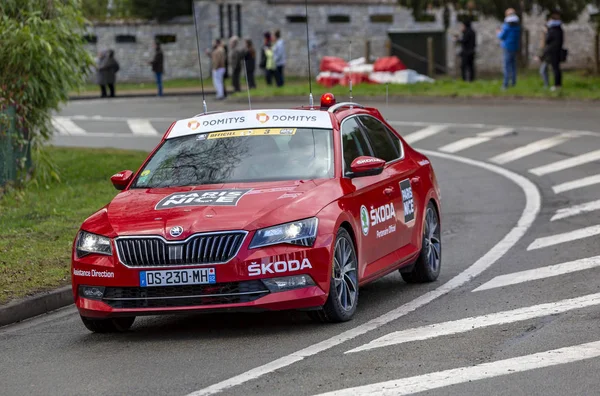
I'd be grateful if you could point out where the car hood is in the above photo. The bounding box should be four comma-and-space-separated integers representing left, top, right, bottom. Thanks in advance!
90, 180, 343, 239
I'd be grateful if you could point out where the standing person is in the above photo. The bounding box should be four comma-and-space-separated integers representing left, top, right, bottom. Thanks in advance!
99, 49, 119, 98
544, 9, 564, 91
272, 29, 286, 87
149, 41, 164, 97
455, 20, 476, 82
211, 39, 226, 100
229, 36, 244, 93
496, 8, 521, 90
244, 39, 257, 89
536, 24, 550, 88
96, 50, 108, 98
259, 32, 272, 85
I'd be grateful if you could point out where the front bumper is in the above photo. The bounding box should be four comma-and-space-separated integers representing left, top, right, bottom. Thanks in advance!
72, 233, 333, 318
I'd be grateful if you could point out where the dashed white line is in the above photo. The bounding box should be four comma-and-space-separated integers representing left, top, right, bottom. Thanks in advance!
51, 116, 87, 135
438, 128, 513, 153
551, 199, 600, 221
527, 224, 600, 251
553, 174, 600, 194
319, 340, 600, 396
347, 292, 600, 353
472, 256, 600, 292
403, 125, 447, 144
68, 114, 174, 122
186, 150, 541, 396
529, 149, 600, 176
127, 119, 161, 136
490, 133, 574, 165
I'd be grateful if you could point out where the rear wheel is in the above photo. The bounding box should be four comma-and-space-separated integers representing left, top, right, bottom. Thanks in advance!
401, 201, 441, 283
80, 316, 135, 333
309, 228, 358, 323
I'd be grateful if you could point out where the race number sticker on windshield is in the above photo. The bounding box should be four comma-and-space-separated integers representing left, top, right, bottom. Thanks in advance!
400, 179, 415, 223
155, 189, 251, 209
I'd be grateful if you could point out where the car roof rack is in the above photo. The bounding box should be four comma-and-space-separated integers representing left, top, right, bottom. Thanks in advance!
327, 102, 365, 113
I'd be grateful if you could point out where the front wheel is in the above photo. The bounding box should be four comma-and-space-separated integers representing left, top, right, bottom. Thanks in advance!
80, 316, 136, 333
309, 228, 359, 323
401, 201, 441, 283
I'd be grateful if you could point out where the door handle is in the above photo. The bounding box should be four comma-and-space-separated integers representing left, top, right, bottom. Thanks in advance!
384, 187, 394, 196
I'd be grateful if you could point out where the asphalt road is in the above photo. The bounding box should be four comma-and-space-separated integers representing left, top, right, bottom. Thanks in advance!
3, 96, 600, 396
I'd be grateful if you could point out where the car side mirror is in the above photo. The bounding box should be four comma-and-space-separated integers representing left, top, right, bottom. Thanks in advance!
110, 170, 133, 190
346, 156, 385, 178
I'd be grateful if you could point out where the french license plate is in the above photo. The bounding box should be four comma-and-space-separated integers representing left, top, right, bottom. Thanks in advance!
139, 268, 216, 287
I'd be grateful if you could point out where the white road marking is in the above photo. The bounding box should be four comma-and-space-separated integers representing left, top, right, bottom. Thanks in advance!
472, 256, 600, 292
347, 292, 600, 353
529, 149, 600, 176
51, 116, 87, 135
187, 150, 541, 396
438, 128, 513, 153
551, 199, 600, 221
127, 119, 160, 136
403, 125, 447, 144
553, 174, 600, 194
319, 340, 600, 396
490, 133, 574, 164
68, 115, 175, 122
389, 120, 600, 138
527, 224, 600, 250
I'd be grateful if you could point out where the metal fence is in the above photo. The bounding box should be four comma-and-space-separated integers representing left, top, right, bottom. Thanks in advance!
0, 106, 31, 189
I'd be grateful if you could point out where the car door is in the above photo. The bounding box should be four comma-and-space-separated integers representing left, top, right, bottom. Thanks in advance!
357, 115, 417, 251
340, 116, 397, 268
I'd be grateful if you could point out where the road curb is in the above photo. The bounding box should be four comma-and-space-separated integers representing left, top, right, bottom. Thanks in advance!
0, 286, 73, 327
69, 90, 216, 101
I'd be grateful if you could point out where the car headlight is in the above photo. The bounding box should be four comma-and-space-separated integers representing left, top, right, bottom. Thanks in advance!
250, 218, 318, 249
76, 231, 112, 258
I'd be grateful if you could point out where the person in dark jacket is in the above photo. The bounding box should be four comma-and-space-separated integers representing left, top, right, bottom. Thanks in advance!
497, 8, 521, 89
544, 9, 564, 91
244, 39, 257, 89
149, 41, 164, 97
456, 20, 476, 82
259, 32, 273, 85
98, 49, 119, 98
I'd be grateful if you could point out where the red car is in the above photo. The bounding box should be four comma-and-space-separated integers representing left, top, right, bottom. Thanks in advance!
71, 94, 441, 333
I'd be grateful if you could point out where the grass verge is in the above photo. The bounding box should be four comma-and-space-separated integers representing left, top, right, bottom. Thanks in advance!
0, 147, 147, 305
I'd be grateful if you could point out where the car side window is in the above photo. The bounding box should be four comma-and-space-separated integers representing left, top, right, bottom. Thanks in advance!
341, 117, 372, 171
358, 116, 402, 162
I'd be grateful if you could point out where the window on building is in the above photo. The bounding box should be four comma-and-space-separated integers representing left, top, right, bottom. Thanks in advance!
286, 15, 308, 23
155, 34, 177, 44
415, 14, 436, 23
328, 15, 350, 23
83, 34, 98, 44
115, 34, 136, 44
370, 14, 394, 23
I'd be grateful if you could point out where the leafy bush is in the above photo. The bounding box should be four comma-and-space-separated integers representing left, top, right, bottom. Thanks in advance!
0, 0, 93, 187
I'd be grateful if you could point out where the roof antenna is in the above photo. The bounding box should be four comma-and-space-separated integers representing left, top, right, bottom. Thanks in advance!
386, 82, 389, 114
191, 0, 208, 114
304, 0, 313, 107
349, 40, 353, 109
243, 58, 252, 110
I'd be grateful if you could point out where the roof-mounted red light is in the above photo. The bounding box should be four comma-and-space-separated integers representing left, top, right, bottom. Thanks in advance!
320, 93, 336, 109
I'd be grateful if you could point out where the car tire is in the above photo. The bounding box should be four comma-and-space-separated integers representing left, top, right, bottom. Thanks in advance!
401, 201, 441, 284
80, 315, 136, 333
308, 228, 359, 323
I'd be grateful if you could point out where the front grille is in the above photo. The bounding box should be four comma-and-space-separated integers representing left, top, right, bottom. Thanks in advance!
103, 280, 269, 309
115, 232, 246, 267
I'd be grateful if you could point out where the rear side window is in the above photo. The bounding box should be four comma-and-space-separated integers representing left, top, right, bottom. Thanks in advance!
358, 116, 402, 162
341, 117, 372, 171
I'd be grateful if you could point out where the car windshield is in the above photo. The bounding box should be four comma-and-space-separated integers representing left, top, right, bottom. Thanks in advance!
131, 127, 334, 188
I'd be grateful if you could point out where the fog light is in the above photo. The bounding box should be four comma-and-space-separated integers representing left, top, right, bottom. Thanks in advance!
80, 286, 105, 300
262, 275, 315, 292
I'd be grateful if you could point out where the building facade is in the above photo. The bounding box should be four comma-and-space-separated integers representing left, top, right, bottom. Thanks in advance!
84, 0, 597, 83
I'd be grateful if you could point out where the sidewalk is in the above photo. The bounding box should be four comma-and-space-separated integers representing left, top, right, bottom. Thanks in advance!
69, 86, 215, 100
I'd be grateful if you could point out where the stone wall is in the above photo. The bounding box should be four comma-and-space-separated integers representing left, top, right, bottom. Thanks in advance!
85, 1, 598, 83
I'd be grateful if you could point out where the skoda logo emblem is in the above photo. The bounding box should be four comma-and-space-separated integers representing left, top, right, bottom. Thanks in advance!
170, 226, 184, 237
